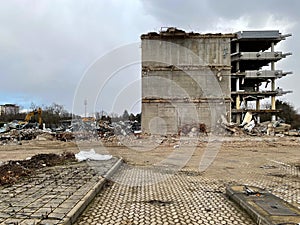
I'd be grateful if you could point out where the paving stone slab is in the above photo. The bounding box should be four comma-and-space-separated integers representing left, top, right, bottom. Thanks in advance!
0, 157, 123, 225
75, 166, 256, 225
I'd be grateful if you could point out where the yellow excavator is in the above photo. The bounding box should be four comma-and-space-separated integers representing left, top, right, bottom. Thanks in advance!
23, 108, 43, 128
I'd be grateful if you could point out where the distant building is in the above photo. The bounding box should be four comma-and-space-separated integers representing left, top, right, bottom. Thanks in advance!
0, 104, 20, 115
141, 28, 292, 134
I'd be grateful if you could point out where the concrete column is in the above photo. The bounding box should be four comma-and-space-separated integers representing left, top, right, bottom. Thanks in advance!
235, 42, 241, 124
236, 78, 240, 91
256, 99, 260, 110
271, 92, 276, 121
271, 78, 275, 91
271, 42, 275, 70
236, 95, 240, 109
236, 43, 240, 72
236, 95, 241, 123
256, 91, 260, 123
236, 42, 239, 53
236, 114, 241, 124
271, 96, 276, 110
271, 42, 276, 120
271, 79, 276, 110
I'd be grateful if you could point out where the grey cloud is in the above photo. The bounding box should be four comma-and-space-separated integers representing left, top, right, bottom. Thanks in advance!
0, 0, 299, 114
140, 0, 300, 110
0, 0, 148, 113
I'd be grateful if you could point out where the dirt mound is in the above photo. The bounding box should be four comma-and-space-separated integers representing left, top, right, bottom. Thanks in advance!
0, 152, 75, 186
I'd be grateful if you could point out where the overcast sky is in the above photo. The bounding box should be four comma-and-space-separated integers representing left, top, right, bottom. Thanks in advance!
0, 0, 299, 115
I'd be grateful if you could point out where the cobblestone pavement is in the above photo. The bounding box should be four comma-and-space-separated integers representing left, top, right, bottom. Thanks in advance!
0, 158, 118, 225
205, 153, 300, 208
75, 160, 300, 225
75, 165, 256, 225
226, 159, 300, 209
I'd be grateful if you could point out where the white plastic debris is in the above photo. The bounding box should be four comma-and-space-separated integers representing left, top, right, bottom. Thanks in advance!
75, 149, 112, 162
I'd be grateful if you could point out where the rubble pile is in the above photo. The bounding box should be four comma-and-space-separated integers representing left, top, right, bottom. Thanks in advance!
97, 121, 115, 138
0, 128, 45, 144
71, 120, 141, 142
0, 119, 142, 145
0, 152, 75, 186
220, 112, 292, 136
179, 123, 208, 136
0, 113, 296, 146
55, 132, 75, 142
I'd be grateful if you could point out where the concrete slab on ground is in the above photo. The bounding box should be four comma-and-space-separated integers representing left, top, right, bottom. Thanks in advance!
226, 185, 300, 225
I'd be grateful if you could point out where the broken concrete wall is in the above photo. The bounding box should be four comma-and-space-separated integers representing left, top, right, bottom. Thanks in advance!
142, 69, 231, 98
142, 100, 230, 134
141, 37, 232, 67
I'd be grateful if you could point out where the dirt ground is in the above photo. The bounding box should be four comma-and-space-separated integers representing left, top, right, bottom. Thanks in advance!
0, 136, 299, 208
0, 140, 79, 162
1, 136, 299, 180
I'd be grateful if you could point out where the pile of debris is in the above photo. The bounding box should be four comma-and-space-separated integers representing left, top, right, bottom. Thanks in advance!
178, 123, 208, 136
97, 120, 115, 138
55, 132, 75, 142
0, 112, 295, 145
0, 152, 75, 186
220, 112, 291, 136
0, 118, 143, 144
0, 128, 45, 144
71, 120, 141, 141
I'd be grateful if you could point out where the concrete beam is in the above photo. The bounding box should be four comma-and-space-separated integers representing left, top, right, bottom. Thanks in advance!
244, 70, 286, 79
231, 52, 288, 62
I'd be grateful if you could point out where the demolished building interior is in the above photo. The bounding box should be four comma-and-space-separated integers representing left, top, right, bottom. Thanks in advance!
141, 28, 293, 134
231, 30, 292, 124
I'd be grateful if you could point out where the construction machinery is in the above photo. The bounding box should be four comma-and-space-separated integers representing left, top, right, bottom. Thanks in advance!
24, 108, 42, 128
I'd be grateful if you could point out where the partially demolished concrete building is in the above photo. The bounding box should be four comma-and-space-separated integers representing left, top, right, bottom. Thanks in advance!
230, 31, 292, 123
141, 28, 292, 134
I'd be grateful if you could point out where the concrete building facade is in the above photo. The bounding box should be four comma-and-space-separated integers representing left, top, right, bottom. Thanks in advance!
141, 28, 292, 134
0, 104, 20, 116
141, 28, 234, 134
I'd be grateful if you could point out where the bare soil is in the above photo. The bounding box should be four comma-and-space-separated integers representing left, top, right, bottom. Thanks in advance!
0, 141, 77, 186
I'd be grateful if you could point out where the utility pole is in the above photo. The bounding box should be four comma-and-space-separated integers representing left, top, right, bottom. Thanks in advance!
84, 99, 87, 118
